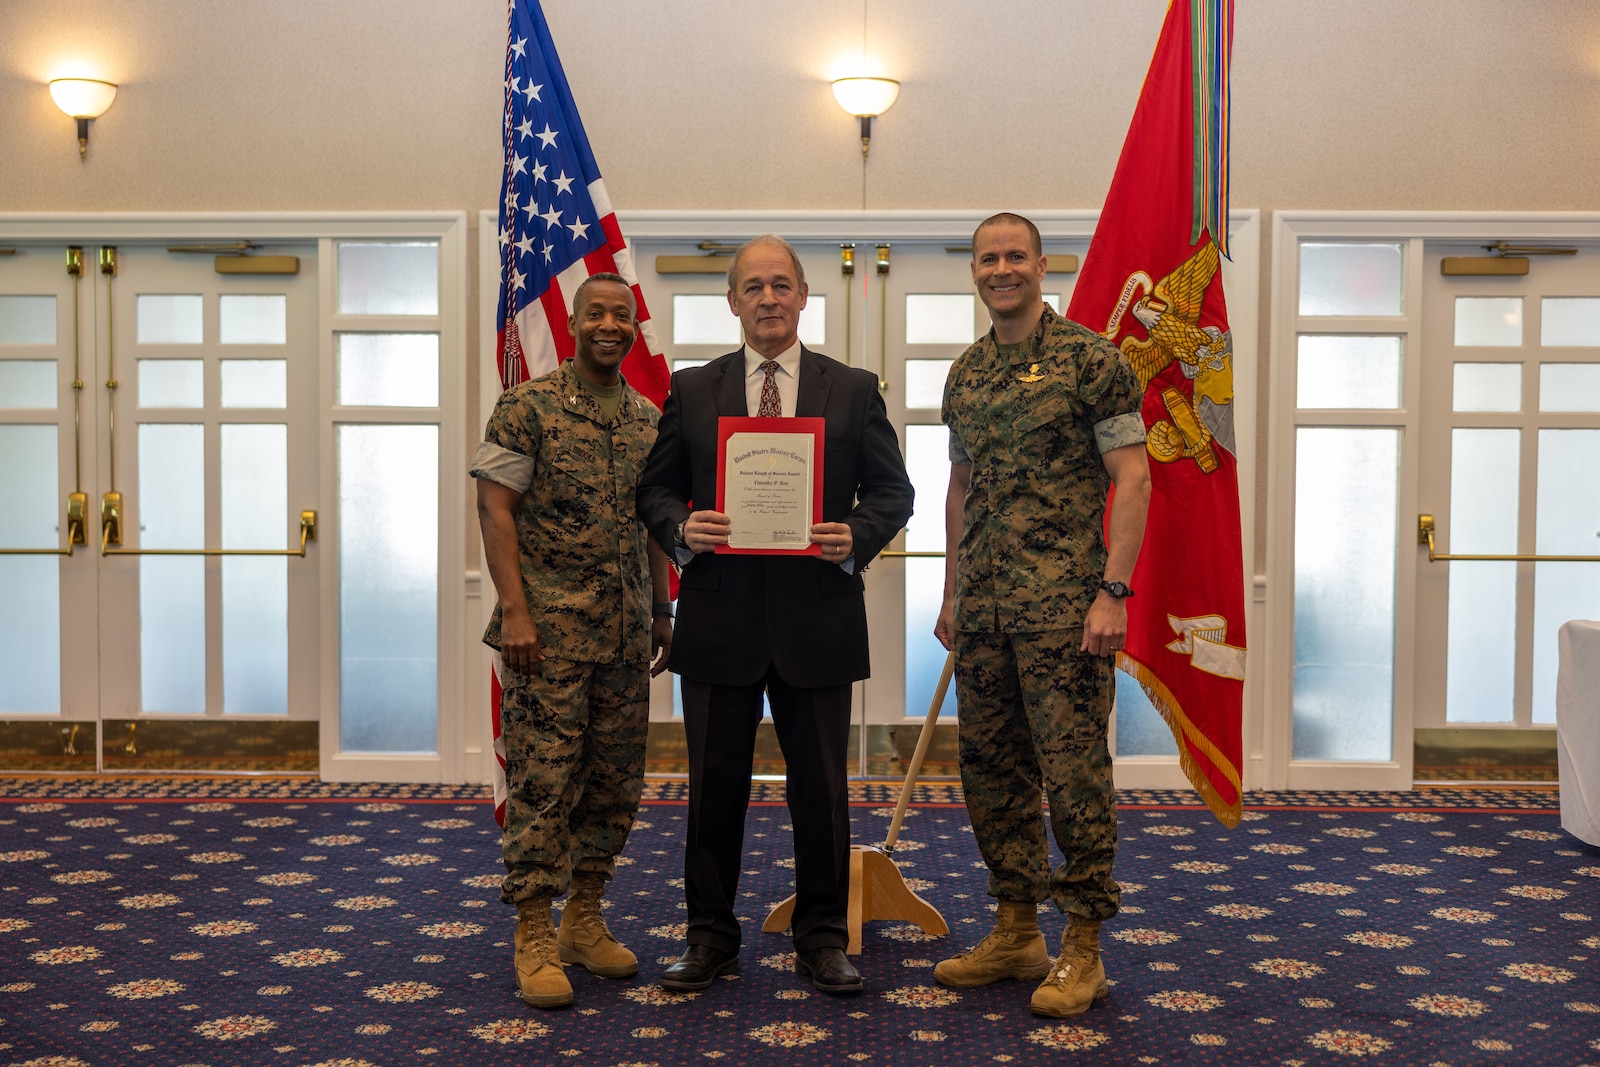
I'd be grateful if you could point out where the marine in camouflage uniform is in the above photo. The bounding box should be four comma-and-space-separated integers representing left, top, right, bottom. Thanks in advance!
934, 215, 1150, 1017
472, 274, 671, 1007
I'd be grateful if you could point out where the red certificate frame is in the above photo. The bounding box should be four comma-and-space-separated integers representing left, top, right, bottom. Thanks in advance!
714, 416, 826, 555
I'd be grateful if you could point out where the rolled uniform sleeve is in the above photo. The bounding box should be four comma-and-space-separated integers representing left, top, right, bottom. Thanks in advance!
470, 440, 534, 493
1093, 411, 1147, 454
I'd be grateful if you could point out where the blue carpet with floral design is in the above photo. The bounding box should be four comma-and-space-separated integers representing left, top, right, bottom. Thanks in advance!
0, 779, 1595, 1067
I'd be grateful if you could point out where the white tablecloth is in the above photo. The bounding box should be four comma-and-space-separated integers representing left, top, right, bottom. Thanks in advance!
1557, 619, 1600, 846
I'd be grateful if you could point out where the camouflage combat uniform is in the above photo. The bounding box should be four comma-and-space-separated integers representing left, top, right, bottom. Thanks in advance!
470, 359, 660, 906
942, 305, 1145, 919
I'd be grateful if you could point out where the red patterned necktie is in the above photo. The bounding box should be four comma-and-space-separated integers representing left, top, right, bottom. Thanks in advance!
757, 360, 783, 418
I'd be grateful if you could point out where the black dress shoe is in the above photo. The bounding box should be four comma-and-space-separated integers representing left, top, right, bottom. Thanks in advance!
660, 944, 738, 992
795, 947, 863, 995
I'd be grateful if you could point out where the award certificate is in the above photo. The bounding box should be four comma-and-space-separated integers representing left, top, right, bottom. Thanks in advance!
714, 416, 826, 555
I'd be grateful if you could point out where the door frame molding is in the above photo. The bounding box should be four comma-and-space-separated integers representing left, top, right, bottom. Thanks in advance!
477, 209, 1261, 792
1266, 210, 1600, 790
0, 212, 469, 784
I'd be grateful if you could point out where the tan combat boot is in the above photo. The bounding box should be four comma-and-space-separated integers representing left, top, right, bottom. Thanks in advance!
514, 896, 573, 1008
557, 878, 638, 978
933, 899, 1051, 988
1029, 916, 1109, 1018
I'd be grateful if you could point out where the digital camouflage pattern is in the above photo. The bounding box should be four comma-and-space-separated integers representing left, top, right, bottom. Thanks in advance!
478, 359, 660, 666
943, 305, 1141, 917
942, 305, 1144, 634
953, 627, 1120, 919
498, 656, 649, 903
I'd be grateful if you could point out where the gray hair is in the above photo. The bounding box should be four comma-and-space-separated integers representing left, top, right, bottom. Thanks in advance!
726, 234, 807, 292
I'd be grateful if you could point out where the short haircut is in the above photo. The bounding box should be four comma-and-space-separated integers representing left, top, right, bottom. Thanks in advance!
572, 271, 634, 312
726, 234, 807, 292
972, 212, 1042, 257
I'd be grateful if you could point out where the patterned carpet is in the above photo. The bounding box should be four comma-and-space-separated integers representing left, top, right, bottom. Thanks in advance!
0, 778, 1594, 1067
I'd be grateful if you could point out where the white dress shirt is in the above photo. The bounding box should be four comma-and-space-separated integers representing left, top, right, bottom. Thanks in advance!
742, 340, 802, 418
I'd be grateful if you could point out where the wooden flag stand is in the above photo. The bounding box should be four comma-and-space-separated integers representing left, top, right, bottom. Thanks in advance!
762, 652, 954, 954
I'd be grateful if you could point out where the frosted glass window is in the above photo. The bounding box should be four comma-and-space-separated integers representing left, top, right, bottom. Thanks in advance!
1538, 364, 1600, 412
337, 242, 438, 315
1296, 335, 1402, 409
1115, 671, 1178, 757
907, 294, 975, 345
139, 423, 205, 712
219, 295, 287, 344
905, 360, 955, 410
673, 295, 740, 346
1454, 297, 1522, 348
673, 359, 710, 372
222, 424, 287, 715
1540, 297, 1600, 347
1292, 427, 1398, 761
1044, 294, 1062, 313
337, 334, 439, 406
0, 361, 57, 408
0, 296, 56, 344
799, 297, 826, 347
339, 425, 437, 753
136, 295, 203, 344
220, 360, 287, 408
1298, 243, 1403, 316
138, 360, 203, 408
1445, 429, 1519, 723
0, 425, 61, 712
1452, 363, 1521, 412
904, 425, 955, 719
1533, 429, 1600, 725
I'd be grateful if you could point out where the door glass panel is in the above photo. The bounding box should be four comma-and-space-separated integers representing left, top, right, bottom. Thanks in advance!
1533, 429, 1600, 725
673, 359, 709, 373
339, 425, 437, 752
0, 425, 61, 712
136, 295, 204, 344
1538, 364, 1600, 412
1298, 244, 1403, 316
1454, 297, 1523, 347
1445, 429, 1519, 723
1296, 335, 1402, 409
139, 423, 206, 712
1452, 363, 1521, 412
221, 424, 287, 715
0, 296, 56, 345
673, 295, 740, 346
0, 361, 57, 408
906, 294, 975, 345
337, 334, 439, 407
137, 359, 203, 408
799, 298, 825, 347
903, 425, 955, 718
219, 295, 287, 345
220, 360, 288, 408
337, 242, 439, 315
1293, 427, 1397, 761
1540, 297, 1600, 347
905, 360, 954, 410
1043, 294, 1061, 313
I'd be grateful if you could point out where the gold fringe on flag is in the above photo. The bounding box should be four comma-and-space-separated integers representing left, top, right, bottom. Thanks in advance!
1117, 650, 1243, 827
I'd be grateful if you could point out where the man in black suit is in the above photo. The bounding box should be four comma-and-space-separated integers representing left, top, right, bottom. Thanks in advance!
638, 234, 914, 996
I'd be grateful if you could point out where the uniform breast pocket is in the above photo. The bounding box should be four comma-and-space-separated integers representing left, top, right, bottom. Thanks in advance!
1011, 381, 1083, 441
548, 450, 606, 522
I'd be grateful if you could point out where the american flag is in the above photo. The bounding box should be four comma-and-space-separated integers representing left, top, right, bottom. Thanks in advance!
490, 0, 670, 826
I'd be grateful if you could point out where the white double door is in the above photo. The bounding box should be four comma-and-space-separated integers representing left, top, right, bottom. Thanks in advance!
0, 242, 319, 759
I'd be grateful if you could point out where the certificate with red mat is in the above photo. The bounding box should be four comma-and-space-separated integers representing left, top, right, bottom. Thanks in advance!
714, 416, 825, 555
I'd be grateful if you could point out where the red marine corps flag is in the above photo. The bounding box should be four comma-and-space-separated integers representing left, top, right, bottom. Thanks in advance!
1067, 0, 1245, 826
488, 0, 670, 826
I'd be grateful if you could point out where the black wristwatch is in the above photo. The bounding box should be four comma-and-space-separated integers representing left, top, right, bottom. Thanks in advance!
1099, 580, 1134, 599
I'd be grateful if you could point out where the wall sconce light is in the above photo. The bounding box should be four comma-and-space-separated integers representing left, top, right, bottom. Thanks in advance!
49, 78, 118, 159
831, 76, 899, 158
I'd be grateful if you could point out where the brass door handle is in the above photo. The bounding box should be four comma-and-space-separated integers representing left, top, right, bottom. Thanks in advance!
0, 493, 88, 556
100, 493, 316, 557
1418, 514, 1600, 563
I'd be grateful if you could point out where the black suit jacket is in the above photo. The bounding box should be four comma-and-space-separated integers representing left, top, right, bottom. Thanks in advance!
637, 347, 914, 688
